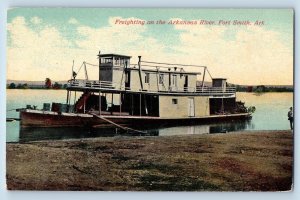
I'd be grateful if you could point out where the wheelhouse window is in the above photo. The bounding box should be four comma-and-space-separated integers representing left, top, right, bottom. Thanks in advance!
114, 57, 120, 65
145, 73, 150, 83
159, 74, 164, 84
120, 58, 125, 65
101, 58, 113, 64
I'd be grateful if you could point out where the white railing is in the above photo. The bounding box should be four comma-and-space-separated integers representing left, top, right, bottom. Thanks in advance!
195, 86, 236, 94
68, 79, 236, 94
69, 80, 116, 89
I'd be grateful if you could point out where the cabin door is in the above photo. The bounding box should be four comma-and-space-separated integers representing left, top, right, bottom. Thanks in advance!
184, 75, 188, 91
188, 97, 195, 117
125, 70, 131, 89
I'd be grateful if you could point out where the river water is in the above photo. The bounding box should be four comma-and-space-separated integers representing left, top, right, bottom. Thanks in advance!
6, 89, 293, 142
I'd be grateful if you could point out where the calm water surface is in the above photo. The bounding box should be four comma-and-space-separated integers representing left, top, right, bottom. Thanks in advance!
6, 89, 293, 142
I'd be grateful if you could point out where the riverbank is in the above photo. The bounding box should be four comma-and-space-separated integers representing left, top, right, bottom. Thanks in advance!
6, 130, 293, 191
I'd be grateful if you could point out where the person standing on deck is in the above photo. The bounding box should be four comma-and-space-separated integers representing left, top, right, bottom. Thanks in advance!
288, 107, 293, 130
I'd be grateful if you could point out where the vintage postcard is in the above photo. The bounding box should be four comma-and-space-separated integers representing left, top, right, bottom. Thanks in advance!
6, 8, 293, 191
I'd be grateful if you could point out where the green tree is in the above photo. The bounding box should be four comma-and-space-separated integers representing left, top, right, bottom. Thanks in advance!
45, 78, 52, 89
16, 84, 23, 89
8, 83, 16, 89
22, 83, 29, 89
53, 82, 62, 89
254, 85, 266, 93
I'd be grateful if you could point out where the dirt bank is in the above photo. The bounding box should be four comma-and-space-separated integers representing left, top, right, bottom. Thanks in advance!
6, 130, 293, 191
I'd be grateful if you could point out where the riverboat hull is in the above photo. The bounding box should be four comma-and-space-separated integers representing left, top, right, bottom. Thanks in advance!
20, 109, 251, 129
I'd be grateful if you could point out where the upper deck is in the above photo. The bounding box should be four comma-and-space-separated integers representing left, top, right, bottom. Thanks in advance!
68, 53, 236, 97
67, 79, 236, 97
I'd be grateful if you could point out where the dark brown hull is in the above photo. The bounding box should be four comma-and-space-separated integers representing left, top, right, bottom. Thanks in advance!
20, 110, 251, 128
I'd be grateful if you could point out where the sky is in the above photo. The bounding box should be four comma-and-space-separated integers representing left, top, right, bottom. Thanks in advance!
6, 8, 294, 85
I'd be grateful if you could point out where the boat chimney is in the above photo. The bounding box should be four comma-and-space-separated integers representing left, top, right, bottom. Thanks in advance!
98, 51, 101, 80
97, 51, 101, 63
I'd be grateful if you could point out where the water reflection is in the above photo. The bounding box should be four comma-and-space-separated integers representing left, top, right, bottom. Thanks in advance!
151, 119, 252, 136
18, 120, 252, 143
19, 126, 161, 143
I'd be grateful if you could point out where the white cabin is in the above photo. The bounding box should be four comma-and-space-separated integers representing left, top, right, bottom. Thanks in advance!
67, 53, 237, 118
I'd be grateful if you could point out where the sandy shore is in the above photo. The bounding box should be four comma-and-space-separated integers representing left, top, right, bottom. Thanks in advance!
6, 130, 293, 191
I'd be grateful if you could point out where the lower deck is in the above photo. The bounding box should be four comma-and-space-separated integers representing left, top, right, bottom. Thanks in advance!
62, 90, 244, 119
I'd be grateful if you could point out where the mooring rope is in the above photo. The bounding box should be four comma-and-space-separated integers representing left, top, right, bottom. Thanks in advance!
85, 62, 98, 67
91, 114, 146, 134
6, 108, 19, 111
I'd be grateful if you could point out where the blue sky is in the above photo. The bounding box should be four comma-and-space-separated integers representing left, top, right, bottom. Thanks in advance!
7, 8, 294, 85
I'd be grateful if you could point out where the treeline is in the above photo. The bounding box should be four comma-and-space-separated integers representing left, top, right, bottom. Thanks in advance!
7, 82, 68, 89
234, 85, 293, 92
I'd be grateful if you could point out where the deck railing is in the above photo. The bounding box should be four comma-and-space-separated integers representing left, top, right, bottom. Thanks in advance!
195, 86, 236, 93
68, 79, 236, 94
70, 80, 115, 89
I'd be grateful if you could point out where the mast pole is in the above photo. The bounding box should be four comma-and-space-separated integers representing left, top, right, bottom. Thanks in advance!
98, 51, 101, 81
139, 93, 142, 116
66, 91, 69, 104
119, 92, 122, 115
111, 93, 114, 115
138, 56, 143, 91
156, 67, 160, 91
84, 62, 89, 81
99, 91, 101, 116
71, 60, 74, 80
201, 67, 206, 91
67, 60, 74, 108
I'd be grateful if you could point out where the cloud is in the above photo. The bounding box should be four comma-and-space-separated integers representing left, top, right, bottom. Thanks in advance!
7, 16, 79, 81
7, 16, 293, 85
7, 16, 163, 81
30, 16, 42, 24
169, 19, 293, 85
76, 16, 147, 50
68, 18, 79, 25
75, 16, 167, 64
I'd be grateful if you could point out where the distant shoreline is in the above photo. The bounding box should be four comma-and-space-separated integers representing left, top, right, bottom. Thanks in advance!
6, 80, 293, 91
6, 88, 65, 90
6, 80, 294, 92
6, 88, 294, 92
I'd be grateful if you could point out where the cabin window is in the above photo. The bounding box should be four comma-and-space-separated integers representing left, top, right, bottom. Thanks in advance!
172, 98, 178, 104
159, 74, 164, 84
145, 73, 150, 83
114, 57, 120, 65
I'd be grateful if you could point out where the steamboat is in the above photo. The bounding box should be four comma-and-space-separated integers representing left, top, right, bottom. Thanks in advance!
19, 52, 252, 131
